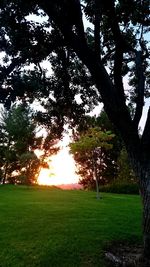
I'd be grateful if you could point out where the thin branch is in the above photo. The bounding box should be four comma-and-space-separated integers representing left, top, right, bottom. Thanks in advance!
70, 0, 86, 41
102, 48, 116, 63
0, 57, 25, 86
80, 3, 86, 9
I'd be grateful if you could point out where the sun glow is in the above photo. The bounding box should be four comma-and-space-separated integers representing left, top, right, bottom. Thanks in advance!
37, 146, 80, 186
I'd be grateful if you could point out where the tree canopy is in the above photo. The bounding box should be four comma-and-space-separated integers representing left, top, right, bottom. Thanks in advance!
0, 1, 149, 157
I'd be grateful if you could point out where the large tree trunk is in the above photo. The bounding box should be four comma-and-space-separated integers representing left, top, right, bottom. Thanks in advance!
139, 171, 150, 259
131, 157, 150, 261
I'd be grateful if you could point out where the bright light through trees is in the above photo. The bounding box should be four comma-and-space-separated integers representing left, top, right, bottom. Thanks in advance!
37, 132, 80, 186
38, 146, 79, 185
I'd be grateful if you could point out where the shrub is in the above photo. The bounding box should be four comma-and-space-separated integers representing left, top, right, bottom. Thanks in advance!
100, 182, 139, 194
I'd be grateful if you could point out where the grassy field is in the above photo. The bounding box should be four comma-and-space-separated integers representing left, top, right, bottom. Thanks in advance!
0, 185, 142, 267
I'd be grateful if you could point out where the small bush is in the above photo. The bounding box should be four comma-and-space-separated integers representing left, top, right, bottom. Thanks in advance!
100, 182, 139, 194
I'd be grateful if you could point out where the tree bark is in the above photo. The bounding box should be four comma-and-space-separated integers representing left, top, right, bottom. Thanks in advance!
131, 158, 150, 260
139, 172, 150, 259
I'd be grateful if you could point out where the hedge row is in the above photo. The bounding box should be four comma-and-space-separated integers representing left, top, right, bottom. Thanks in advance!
100, 182, 139, 194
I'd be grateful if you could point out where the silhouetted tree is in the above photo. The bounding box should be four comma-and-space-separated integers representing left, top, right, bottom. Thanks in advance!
0, 104, 59, 184
117, 147, 136, 184
0, 104, 42, 184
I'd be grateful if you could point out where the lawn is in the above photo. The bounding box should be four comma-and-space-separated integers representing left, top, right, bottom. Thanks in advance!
0, 185, 142, 267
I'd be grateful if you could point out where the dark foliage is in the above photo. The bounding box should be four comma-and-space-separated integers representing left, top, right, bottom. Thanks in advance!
100, 182, 139, 195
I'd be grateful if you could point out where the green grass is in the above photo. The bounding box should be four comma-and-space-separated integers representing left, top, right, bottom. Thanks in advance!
0, 185, 142, 267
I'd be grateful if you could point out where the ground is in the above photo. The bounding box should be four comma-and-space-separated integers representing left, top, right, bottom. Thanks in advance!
105, 242, 150, 267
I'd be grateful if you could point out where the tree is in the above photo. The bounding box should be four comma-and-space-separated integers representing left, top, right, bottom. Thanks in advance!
70, 127, 114, 199
0, 104, 42, 184
94, 110, 123, 183
117, 147, 136, 184
18, 152, 40, 185
97, 110, 136, 184
70, 113, 120, 188
0, 0, 150, 260
0, 104, 59, 184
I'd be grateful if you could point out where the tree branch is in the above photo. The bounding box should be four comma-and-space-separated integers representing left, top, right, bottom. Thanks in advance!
0, 58, 24, 86
37, 0, 140, 154
133, 51, 145, 129
102, 0, 127, 103
113, 46, 125, 102
142, 107, 150, 150
94, 0, 101, 59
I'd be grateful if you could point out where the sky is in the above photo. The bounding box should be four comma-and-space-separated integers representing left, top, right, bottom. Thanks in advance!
37, 132, 80, 186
